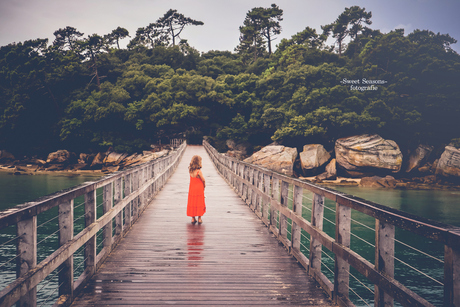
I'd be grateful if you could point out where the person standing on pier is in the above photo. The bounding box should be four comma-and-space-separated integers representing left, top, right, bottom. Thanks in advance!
187, 155, 206, 224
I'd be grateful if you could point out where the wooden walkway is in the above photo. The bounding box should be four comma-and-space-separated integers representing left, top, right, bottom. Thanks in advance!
71, 145, 333, 306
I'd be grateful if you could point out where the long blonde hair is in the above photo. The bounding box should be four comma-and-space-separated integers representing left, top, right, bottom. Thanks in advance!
189, 155, 202, 173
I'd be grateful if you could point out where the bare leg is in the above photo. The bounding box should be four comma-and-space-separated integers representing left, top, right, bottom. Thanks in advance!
191, 217, 197, 224
198, 216, 203, 224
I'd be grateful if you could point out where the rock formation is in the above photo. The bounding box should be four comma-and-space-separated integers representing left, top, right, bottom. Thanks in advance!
46, 150, 74, 164
335, 134, 403, 177
435, 146, 460, 178
244, 145, 297, 176
406, 144, 433, 173
299, 144, 331, 176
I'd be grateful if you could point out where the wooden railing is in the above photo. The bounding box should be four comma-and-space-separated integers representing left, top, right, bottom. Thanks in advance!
204, 140, 460, 307
0, 141, 186, 307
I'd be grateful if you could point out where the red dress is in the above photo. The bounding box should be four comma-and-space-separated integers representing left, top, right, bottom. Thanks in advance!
187, 175, 206, 217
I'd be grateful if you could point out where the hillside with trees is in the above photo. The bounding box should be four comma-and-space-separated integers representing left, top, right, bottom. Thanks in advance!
1, 5, 459, 160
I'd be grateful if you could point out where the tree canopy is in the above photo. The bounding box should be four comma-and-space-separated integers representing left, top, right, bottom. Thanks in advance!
1, 6, 459, 157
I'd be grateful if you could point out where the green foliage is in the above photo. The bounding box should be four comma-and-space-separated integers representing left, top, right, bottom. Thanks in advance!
0, 5, 459, 158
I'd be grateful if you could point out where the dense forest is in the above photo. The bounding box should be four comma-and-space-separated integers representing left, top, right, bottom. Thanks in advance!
1, 5, 459, 158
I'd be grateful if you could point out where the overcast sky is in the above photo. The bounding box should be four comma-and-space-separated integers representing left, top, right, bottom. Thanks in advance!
0, 0, 459, 53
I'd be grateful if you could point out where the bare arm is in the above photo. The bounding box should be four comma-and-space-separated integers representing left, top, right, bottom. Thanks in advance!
197, 170, 206, 189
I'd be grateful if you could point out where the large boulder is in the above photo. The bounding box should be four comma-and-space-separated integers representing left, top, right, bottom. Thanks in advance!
406, 144, 433, 173
335, 134, 403, 177
435, 146, 460, 178
90, 152, 107, 169
244, 145, 297, 176
46, 150, 74, 164
299, 144, 331, 176
103, 152, 128, 166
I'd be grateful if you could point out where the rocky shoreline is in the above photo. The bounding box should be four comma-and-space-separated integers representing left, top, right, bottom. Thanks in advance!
0, 145, 175, 176
226, 134, 460, 191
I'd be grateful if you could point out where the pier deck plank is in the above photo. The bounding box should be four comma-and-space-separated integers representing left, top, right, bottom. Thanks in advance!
71, 145, 333, 306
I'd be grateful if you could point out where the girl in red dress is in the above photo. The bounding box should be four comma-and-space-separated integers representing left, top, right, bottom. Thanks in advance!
187, 155, 206, 224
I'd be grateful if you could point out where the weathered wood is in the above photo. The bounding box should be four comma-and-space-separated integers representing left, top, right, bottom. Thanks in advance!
444, 244, 460, 306
102, 183, 113, 251
291, 185, 303, 254
84, 190, 97, 275
123, 174, 132, 228
0, 143, 187, 307
16, 216, 37, 307
280, 180, 289, 242
114, 177, 123, 236
271, 178, 280, 228
375, 219, 395, 307
310, 193, 325, 273
334, 202, 351, 303
58, 199, 74, 299
71, 145, 333, 307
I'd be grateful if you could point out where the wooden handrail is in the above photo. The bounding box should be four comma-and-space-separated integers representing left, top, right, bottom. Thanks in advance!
203, 140, 460, 307
0, 142, 186, 307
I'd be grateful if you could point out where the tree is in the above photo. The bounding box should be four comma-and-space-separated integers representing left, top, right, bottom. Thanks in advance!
322, 6, 372, 56
105, 27, 130, 49
235, 7, 266, 63
53, 26, 84, 51
155, 9, 204, 46
80, 34, 106, 90
260, 4, 283, 55
129, 10, 203, 49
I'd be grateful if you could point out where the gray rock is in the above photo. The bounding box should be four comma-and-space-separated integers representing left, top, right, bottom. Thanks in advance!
46, 150, 73, 164
406, 144, 433, 173
335, 134, 403, 177
244, 145, 297, 176
104, 152, 128, 166
435, 146, 460, 177
299, 144, 331, 175
90, 152, 106, 169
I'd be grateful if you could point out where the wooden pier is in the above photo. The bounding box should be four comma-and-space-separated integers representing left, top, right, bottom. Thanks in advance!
70, 145, 333, 306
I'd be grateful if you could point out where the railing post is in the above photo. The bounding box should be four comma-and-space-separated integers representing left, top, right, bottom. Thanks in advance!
444, 245, 460, 306
279, 180, 289, 243
58, 199, 74, 300
375, 219, 395, 307
114, 177, 123, 236
84, 190, 97, 275
263, 174, 271, 223
16, 216, 37, 307
334, 202, 351, 303
248, 168, 254, 209
103, 183, 113, 250
292, 185, 303, 253
242, 165, 248, 201
270, 177, 280, 228
309, 193, 324, 274
124, 174, 132, 227
133, 171, 139, 221
257, 172, 263, 216
252, 170, 259, 212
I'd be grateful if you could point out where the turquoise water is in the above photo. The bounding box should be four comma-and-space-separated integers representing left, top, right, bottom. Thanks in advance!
332, 185, 460, 227
0, 171, 102, 210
